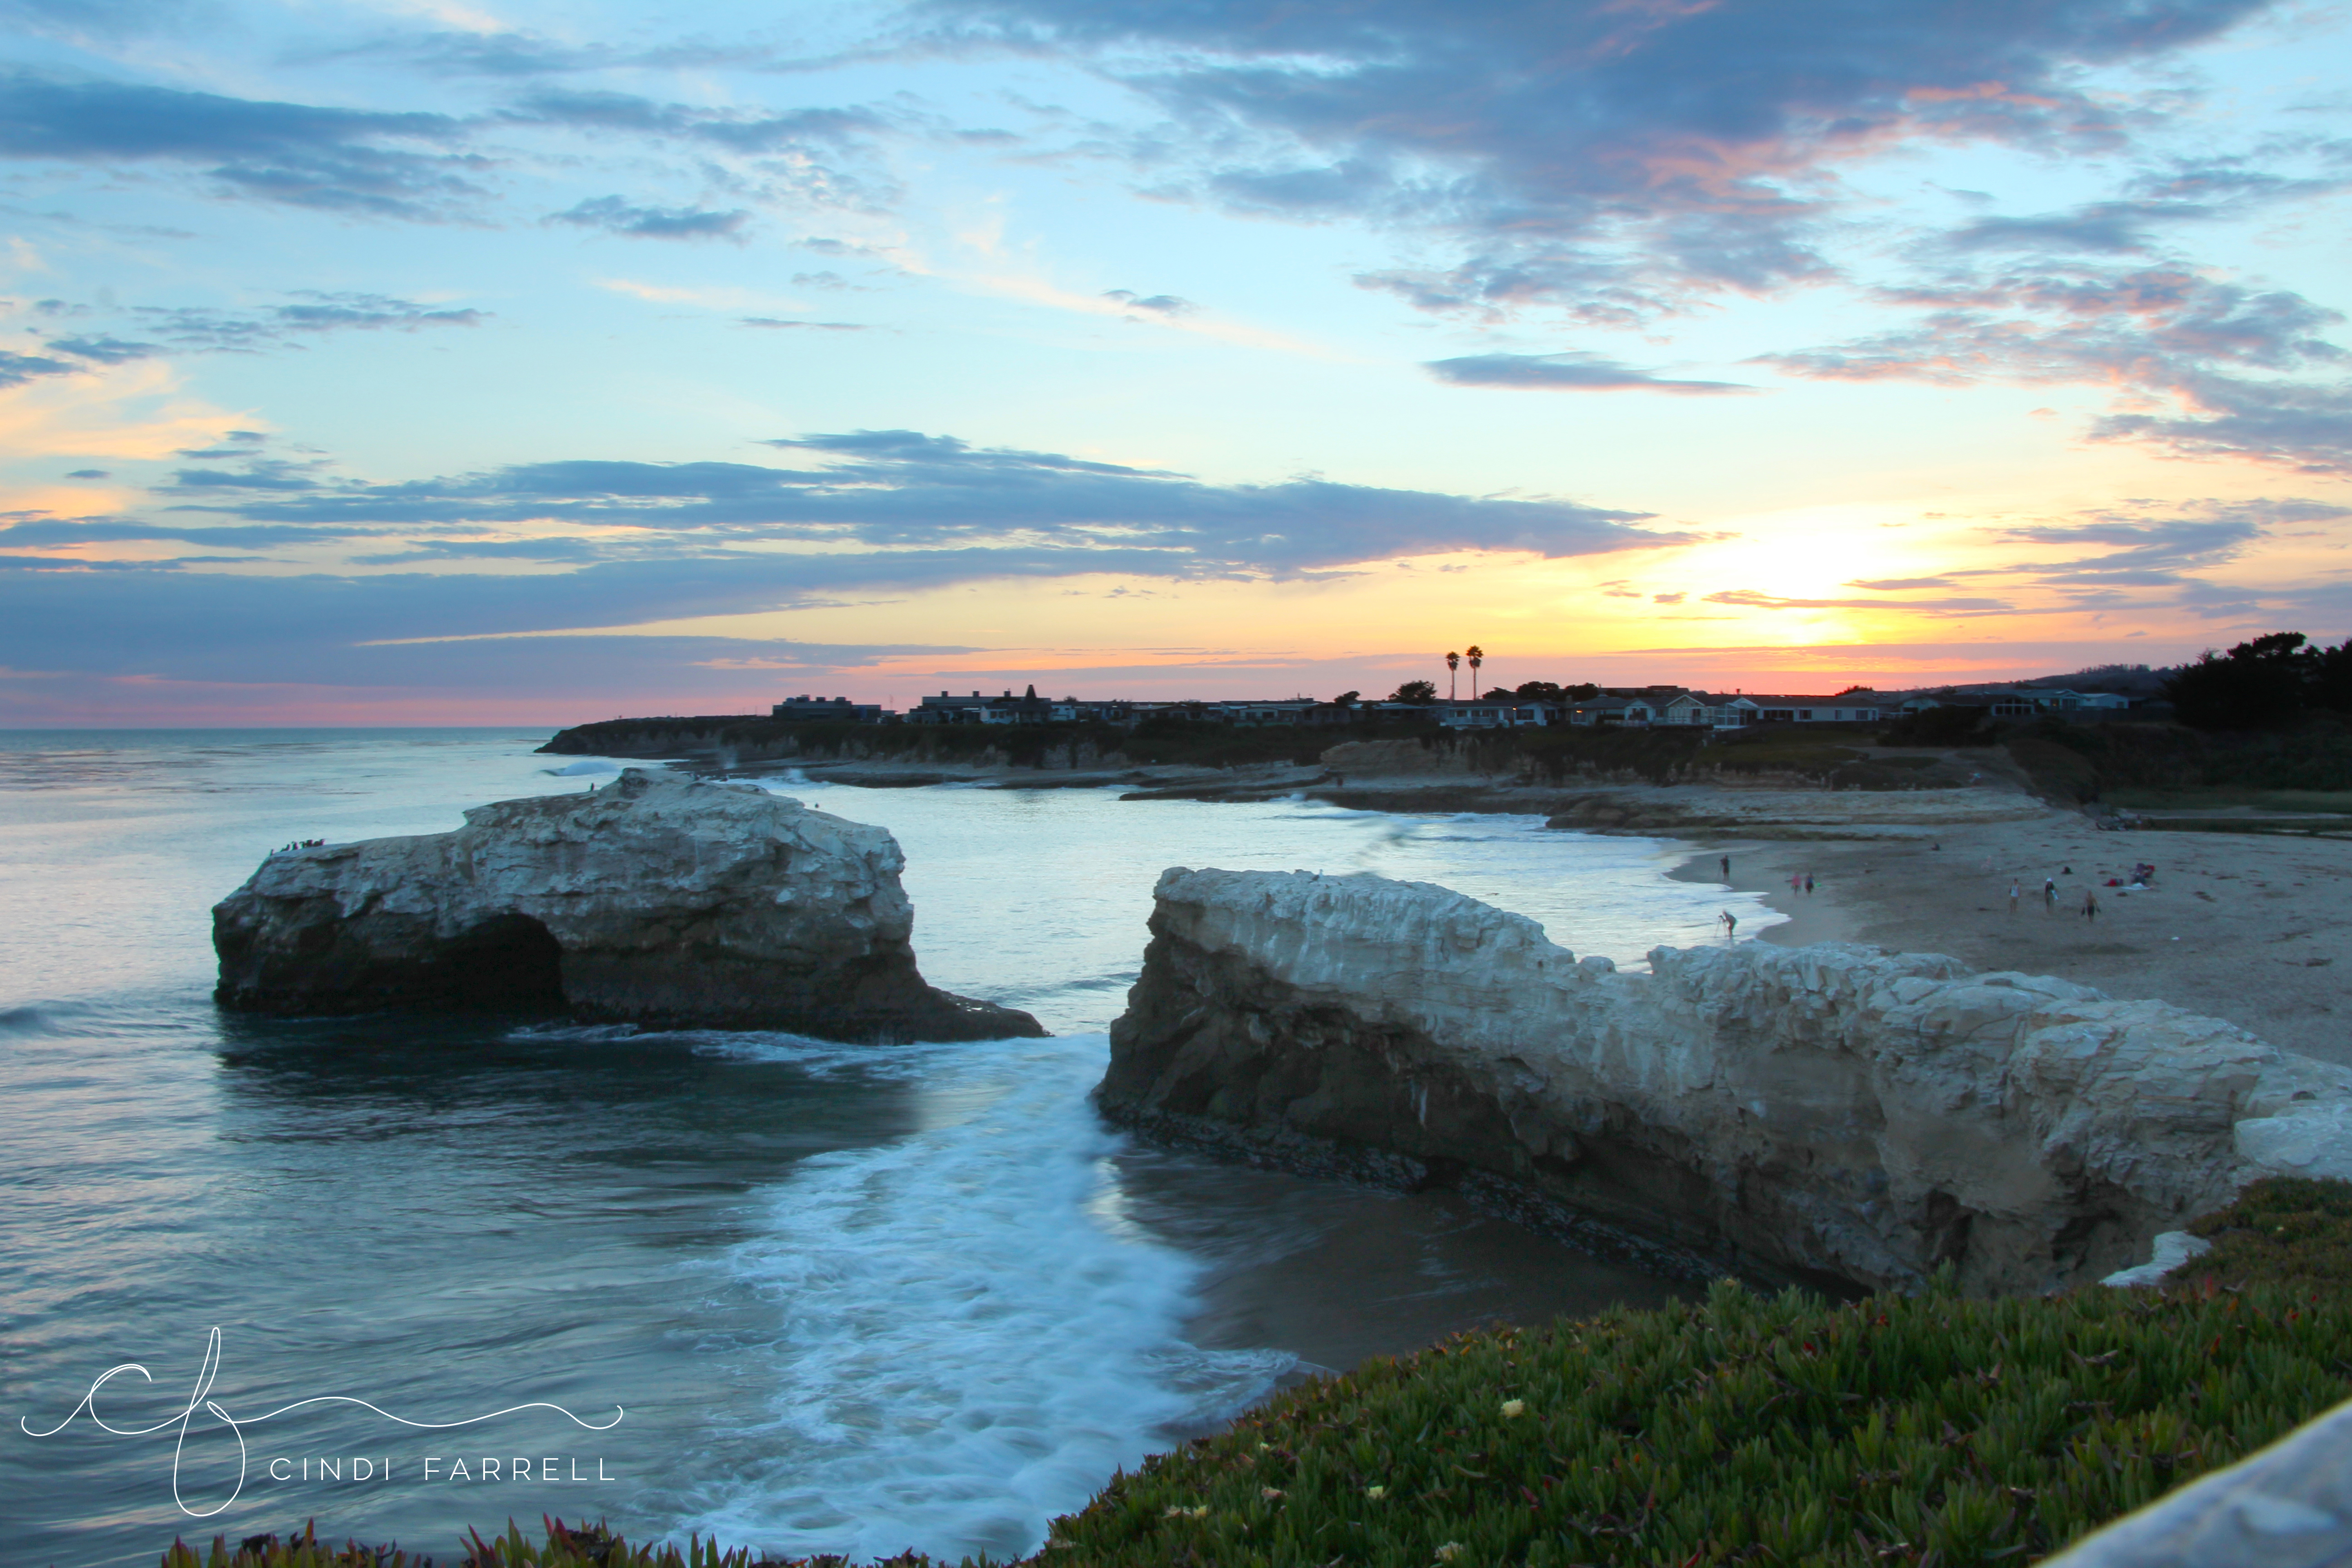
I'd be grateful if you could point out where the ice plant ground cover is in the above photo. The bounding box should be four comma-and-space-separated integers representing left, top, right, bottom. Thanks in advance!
154, 1180, 2352, 1568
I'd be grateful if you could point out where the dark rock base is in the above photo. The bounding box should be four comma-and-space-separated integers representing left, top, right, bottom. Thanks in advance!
214, 909, 1044, 1042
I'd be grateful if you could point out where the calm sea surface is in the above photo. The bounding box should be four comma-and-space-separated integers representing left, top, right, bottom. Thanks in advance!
0, 730, 1781, 1568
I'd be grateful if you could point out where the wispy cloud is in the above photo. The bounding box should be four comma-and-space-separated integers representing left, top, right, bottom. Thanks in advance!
0, 69, 483, 218
1703, 588, 2011, 615
1426, 351, 1751, 395
0, 347, 82, 389
738, 317, 868, 331
1101, 289, 1193, 315
9, 292, 490, 373
1761, 264, 2352, 470
548, 196, 752, 240
1989, 498, 2346, 585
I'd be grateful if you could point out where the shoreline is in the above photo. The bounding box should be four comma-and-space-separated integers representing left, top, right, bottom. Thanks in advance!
1662, 842, 1869, 949
1664, 815, 2352, 1068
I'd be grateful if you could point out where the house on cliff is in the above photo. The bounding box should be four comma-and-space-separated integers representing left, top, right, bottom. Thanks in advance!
1742, 693, 1889, 723
910, 686, 1058, 724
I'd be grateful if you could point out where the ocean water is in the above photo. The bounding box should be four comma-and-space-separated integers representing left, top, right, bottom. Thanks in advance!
0, 732, 1782, 1568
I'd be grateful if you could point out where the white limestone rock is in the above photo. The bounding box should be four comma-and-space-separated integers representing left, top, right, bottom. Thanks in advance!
1102, 867, 2352, 1293
213, 768, 1044, 1042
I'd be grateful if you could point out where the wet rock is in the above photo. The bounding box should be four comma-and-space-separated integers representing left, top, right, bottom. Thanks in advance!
213, 769, 1045, 1042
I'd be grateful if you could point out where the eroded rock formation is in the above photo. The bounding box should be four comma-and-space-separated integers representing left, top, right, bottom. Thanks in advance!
214, 769, 1044, 1041
1102, 867, 2352, 1294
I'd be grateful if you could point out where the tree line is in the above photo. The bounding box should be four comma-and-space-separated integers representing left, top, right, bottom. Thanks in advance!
2165, 632, 2352, 730
1370, 679, 1607, 703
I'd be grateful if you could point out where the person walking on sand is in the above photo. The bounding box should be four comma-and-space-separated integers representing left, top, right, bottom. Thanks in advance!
2082, 888, 2100, 921
1804, 872, 1815, 895
1720, 854, 1730, 880
2009, 881, 2020, 916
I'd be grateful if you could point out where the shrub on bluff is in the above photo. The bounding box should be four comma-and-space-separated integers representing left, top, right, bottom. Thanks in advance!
212, 769, 1044, 1042
1102, 866, 2352, 1295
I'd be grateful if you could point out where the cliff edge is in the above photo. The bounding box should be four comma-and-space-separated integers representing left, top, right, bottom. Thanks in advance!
1102, 867, 2352, 1294
213, 769, 1045, 1042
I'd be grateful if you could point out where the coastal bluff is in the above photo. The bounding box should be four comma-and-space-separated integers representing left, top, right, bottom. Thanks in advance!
212, 769, 1044, 1042
1102, 867, 2352, 1295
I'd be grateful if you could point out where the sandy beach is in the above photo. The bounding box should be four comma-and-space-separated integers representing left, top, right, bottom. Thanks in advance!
1668, 803, 2352, 1067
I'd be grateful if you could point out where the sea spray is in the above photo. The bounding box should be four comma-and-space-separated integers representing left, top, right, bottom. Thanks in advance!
674, 1032, 1289, 1563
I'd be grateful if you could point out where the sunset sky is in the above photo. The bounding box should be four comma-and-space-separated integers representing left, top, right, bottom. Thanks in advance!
4, 0, 2350, 723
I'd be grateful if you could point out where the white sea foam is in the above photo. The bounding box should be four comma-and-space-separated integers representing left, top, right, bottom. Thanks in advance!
681, 1032, 1289, 1563
545, 759, 622, 776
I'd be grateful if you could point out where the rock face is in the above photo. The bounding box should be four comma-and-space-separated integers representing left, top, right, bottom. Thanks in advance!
214, 769, 1045, 1042
1102, 867, 2352, 1294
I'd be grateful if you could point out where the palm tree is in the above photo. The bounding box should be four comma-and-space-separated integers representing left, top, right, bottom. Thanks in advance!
1466, 645, 1483, 698
1446, 650, 1460, 701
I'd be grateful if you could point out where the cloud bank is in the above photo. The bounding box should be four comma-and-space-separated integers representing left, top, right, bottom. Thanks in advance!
925, 0, 2278, 321
0, 429, 1688, 701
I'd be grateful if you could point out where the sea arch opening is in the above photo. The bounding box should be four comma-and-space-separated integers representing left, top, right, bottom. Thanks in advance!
436, 912, 567, 1012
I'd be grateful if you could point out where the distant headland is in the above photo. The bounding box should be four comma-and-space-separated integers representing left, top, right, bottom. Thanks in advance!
539, 664, 2170, 761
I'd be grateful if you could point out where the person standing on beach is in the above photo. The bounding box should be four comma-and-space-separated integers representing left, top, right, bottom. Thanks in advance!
2043, 877, 2056, 911
1720, 855, 1730, 879
1720, 910, 1738, 940
2082, 888, 2100, 921
1804, 873, 1815, 895
2009, 881, 2020, 916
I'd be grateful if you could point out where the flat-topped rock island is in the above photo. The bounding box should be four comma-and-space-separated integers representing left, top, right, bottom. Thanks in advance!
212, 768, 1044, 1042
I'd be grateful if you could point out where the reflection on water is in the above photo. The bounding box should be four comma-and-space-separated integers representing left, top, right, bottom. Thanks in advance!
0, 733, 1772, 1567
